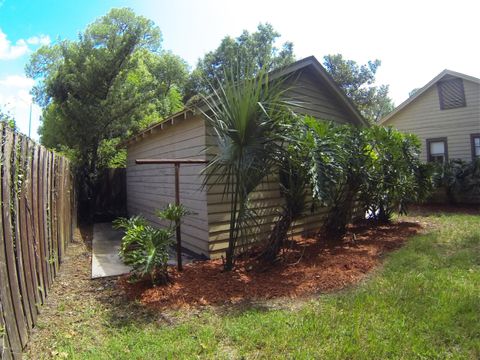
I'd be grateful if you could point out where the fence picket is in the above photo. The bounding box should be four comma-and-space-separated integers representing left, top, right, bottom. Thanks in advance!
0, 126, 75, 359
11, 134, 33, 331
1, 128, 29, 349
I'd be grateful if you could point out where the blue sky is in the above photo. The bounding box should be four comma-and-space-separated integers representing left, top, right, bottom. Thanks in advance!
1, 0, 479, 138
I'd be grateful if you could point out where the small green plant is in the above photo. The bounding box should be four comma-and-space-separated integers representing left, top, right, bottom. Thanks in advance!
113, 205, 190, 284
156, 203, 193, 226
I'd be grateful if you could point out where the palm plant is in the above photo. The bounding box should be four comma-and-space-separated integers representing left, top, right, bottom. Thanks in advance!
261, 127, 309, 261
201, 67, 290, 271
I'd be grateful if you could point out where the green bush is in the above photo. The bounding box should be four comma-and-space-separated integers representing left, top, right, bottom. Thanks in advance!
113, 204, 190, 284
432, 158, 480, 203
358, 126, 432, 223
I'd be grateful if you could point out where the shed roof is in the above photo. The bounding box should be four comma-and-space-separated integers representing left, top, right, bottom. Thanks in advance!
122, 56, 367, 147
380, 69, 480, 125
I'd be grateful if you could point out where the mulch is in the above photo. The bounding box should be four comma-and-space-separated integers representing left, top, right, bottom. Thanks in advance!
118, 220, 424, 310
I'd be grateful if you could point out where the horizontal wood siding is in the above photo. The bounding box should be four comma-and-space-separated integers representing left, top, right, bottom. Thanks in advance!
385, 78, 480, 162
206, 169, 328, 257
126, 115, 209, 256
283, 68, 352, 123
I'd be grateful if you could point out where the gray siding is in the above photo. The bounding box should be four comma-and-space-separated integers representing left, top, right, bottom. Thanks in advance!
384, 78, 480, 162
126, 115, 209, 256
284, 68, 353, 123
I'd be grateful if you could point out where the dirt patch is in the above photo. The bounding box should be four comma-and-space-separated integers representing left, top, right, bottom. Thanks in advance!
119, 221, 422, 310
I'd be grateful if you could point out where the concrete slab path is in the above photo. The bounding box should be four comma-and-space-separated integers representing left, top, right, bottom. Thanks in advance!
91, 222, 199, 279
92, 223, 131, 278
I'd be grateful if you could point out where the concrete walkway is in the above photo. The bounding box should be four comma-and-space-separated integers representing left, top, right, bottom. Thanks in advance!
92, 223, 131, 278
91, 222, 199, 279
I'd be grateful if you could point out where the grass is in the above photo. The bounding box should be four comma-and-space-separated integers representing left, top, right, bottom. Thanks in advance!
26, 211, 480, 359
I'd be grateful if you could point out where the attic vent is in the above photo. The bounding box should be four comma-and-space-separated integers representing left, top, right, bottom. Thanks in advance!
437, 78, 466, 110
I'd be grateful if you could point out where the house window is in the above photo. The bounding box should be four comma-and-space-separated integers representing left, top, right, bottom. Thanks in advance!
437, 78, 466, 110
427, 138, 448, 163
472, 134, 480, 159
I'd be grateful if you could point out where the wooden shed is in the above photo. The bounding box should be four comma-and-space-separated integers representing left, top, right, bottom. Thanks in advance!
123, 56, 366, 259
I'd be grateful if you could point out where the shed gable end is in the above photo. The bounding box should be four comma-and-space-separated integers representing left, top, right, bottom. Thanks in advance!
283, 68, 353, 124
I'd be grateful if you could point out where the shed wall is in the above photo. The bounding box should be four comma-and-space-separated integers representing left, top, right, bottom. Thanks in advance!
284, 68, 353, 124
126, 115, 209, 256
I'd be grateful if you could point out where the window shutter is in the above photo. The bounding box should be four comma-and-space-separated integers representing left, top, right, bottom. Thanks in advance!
437, 78, 466, 110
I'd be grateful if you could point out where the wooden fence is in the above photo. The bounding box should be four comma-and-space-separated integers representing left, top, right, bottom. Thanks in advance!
0, 125, 76, 359
93, 168, 126, 221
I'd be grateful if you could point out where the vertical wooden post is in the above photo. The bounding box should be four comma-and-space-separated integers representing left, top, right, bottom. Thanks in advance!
174, 163, 182, 271
135, 159, 208, 272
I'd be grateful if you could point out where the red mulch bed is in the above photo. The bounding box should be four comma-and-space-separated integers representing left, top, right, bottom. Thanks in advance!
118, 221, 422, 310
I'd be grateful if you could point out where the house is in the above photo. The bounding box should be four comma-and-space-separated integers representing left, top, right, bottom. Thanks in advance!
122, 56, 366, 259
380, 70, 480, 163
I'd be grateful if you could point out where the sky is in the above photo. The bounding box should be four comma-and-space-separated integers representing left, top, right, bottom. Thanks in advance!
1, 0, 479, 139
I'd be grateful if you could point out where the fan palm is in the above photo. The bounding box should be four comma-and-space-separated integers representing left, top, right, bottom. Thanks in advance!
201, 67, 290, 271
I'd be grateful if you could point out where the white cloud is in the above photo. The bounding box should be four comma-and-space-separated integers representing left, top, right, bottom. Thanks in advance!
0, 74, 41, 139
0, 75, 35, 89
0, 29, 51, 60
0, 30, 29, 60
26, 35, 51, 46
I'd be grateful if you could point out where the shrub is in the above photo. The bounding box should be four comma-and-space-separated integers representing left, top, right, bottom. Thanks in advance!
359, 126, 432, 223
433, 158, 480, 203
113, 204, 190, 284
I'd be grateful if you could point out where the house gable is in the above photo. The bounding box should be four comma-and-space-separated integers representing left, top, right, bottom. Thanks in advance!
380, 70, 480, 162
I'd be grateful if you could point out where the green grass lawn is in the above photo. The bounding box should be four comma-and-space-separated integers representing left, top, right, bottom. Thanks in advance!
28, 212, 480, 359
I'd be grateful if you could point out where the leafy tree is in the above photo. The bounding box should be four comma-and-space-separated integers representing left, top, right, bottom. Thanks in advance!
322, 54, 394, 123
359, 126, 431, 223
26, 8, 188, 217
409, 88, 420, 97
185, 23, 294, 100
0, 107, 16, 129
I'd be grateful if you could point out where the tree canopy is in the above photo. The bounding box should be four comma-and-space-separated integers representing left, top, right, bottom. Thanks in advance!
26, 8, 188, 217
322, 54, 394, 123
27, 8, 188, 163
184, 23, 295, 101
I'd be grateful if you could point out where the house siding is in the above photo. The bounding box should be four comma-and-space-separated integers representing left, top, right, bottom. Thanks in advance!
384, 78, 480, 162
126, 115, 209, 257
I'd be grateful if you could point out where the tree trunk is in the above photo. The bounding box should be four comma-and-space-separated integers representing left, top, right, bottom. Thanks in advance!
324, 184, 358, 240
261, 210, 293, 262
